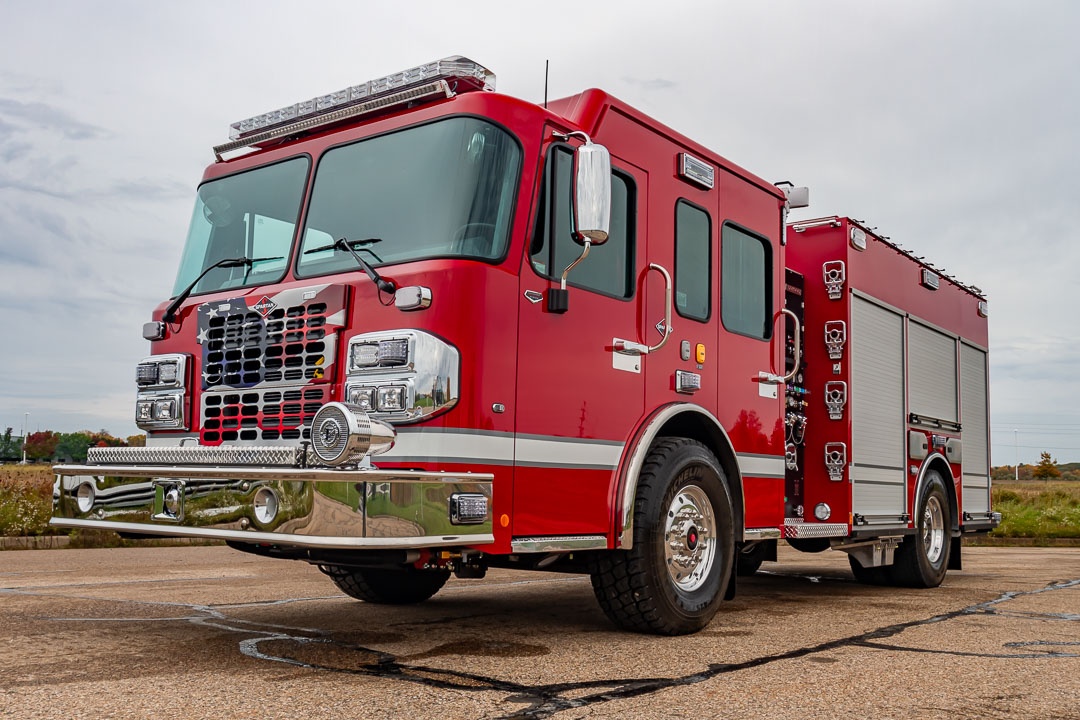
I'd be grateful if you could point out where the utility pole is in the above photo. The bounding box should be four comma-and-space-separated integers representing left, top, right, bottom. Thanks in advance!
1014, 428, 1018, 481
21, 412, 29, 465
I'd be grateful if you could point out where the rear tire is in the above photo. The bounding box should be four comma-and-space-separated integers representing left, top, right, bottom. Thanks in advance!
321, 565, 450, 604
886, 470, 951, 588
590, 438, 734, 635
736, 540, 773, 576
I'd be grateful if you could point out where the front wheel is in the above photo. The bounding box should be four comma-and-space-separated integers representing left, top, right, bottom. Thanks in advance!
886, 469, 952, 587
590, 438, 734, 635
320, 565, 450, 604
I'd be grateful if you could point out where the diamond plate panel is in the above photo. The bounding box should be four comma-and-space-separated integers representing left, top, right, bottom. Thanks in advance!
86, 445, 304, 467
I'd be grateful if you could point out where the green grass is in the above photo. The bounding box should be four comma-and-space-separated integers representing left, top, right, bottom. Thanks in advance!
990, 480, 1080, 540
0, 464, 53, 536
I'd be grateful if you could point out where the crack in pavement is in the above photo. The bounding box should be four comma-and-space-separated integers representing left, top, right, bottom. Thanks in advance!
6, 577, 1079, 719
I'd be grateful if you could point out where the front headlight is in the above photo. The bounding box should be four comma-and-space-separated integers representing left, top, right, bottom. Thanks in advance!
344, 330, 459, 424
135, 354, 189, 430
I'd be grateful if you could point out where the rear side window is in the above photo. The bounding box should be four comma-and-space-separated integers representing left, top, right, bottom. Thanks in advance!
675, 200, 711, 321
530, 146, 635, 298
721, 223, 772, 339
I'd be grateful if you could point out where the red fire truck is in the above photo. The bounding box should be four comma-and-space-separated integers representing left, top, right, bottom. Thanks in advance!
52, 56, 998, 635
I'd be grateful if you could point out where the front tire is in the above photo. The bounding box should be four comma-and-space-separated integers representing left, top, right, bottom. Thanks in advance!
320, 565, 450, 604
590, 438, 734, 635
887, 470, 951, 587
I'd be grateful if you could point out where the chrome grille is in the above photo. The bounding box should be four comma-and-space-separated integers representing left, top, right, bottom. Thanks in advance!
201, 386, 326, 444
203, 302, 330, 388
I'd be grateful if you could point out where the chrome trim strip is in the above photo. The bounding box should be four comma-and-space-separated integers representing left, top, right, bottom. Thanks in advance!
743, 528, 782, 540
510, 535, 609, 553
50, 519, 493, 550
736, 453, 786, 479
913, 452, 952, 529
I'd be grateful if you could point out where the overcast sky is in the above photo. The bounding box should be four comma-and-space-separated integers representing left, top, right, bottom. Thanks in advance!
1, 1, 1077, 465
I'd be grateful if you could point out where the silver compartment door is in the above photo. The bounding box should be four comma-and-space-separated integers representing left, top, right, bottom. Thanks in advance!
909, 321, 959, 424
850, 296, 906, 518
960, 342, 990, 513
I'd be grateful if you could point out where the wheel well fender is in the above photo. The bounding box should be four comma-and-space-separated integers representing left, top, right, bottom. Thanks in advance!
914, 453, 959, 532
613, 403, 743, 549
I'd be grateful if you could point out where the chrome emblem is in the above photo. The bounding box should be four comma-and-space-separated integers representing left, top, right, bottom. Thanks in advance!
524, 290, 543, 304
319, 419, 341, 447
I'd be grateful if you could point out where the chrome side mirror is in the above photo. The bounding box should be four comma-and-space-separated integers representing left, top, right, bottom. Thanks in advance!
548, 133, 612, 314
573, 140, 611, 245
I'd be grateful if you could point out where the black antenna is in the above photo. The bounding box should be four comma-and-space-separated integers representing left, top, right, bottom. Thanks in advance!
544, 59, 549, 108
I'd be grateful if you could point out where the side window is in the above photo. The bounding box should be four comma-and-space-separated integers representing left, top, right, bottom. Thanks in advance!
530, 146, 635, 298
675, 200, 711, 321
721, 223, 772, 339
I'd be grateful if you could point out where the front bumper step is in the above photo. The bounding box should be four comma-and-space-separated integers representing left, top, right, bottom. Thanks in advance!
52, 454, 493, 550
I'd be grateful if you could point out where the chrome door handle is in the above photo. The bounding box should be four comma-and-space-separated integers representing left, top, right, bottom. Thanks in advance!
614, 263, 673, 356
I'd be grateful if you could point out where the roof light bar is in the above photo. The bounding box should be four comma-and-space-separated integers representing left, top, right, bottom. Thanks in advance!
214, 56, 494, 159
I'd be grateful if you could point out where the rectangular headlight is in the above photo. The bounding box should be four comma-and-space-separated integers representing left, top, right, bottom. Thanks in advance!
348, 386, 377, 412
158, 362, 179, 384
351, 343, 379, 369
136, 363, 159, 386
152, 399, 176, 421
136, 401, 153, 422
377, 339, 409, 366
377, 385, 407, 412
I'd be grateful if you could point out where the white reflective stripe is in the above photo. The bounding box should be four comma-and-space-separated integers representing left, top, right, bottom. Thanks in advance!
737, 453, 785, 479
385, 429, 514, 464
383, 430, 624, 469
515, 436, 623, 469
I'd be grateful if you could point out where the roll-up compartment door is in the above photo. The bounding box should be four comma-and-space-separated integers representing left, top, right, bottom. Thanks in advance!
960, 343, 990, 514
850, 296, 906, 518
909, 321, 958, 423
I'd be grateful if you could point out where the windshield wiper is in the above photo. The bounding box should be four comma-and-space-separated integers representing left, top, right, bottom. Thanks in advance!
162, 255, 283, 324
304, 237, 395, 294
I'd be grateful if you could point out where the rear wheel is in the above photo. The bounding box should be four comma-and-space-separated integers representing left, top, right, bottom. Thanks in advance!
320, 565, 450, 604
887, 470, 951, 587
590, 438, 734, 635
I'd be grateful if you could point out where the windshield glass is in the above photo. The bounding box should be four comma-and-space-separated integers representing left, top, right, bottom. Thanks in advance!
172, 157, 309, 296
297, 117, 520, 277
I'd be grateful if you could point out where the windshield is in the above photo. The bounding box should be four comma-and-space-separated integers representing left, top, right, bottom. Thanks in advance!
296, 117, 520, 276
172, 157, 309, 296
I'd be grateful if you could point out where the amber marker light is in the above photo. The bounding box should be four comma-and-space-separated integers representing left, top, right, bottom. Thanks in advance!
695, 344, 706, 364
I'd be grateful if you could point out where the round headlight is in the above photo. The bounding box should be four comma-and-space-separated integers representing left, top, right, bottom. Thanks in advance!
814, 503, 832, 521
310, 402, 396, 466
252, 487, 279, 526
75, 482, 96, 514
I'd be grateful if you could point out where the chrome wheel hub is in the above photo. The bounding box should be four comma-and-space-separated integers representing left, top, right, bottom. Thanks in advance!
922, 494, 946, 565
664, 484, 717, 592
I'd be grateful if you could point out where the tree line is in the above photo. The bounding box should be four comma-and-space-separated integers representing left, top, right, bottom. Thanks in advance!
0, 428, 146, 463
992, 451, 1079, 482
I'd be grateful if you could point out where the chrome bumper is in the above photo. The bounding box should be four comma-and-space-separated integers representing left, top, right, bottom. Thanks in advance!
51, 447, 493, 550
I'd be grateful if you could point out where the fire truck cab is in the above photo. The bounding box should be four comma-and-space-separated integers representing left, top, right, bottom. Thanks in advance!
52, 56, 997, 635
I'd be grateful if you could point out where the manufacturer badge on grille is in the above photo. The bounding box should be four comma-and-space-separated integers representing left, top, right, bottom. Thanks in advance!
251, 296, 276, 317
